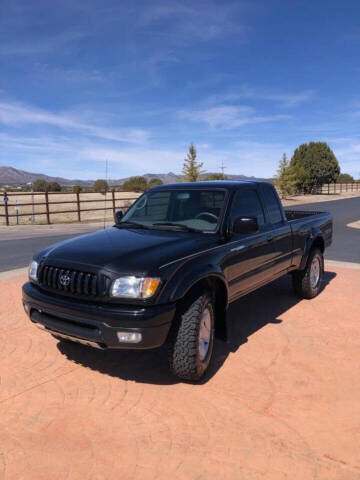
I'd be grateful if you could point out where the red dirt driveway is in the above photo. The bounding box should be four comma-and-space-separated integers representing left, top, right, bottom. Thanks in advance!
0, 267, 359, 480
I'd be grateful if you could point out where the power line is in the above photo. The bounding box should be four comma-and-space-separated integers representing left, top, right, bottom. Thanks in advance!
219, 160, 226, 176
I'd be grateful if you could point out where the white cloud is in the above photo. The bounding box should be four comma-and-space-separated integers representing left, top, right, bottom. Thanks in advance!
137, 1, 249, 43
0, 28, 87, 56
208, 87, 315, 108
0, 99, 150, 144
178, 104, 289, 129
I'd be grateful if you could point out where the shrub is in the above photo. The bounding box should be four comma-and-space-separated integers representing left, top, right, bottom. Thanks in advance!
93, 179, 109, 193
122, 176, 148, 192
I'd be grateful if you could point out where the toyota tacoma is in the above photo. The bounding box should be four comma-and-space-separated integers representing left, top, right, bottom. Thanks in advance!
23, 181, 333, 380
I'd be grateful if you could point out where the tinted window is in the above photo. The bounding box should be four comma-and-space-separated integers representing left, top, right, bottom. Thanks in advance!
230, 189, 265, 226
261, 185, 283, 224
131, 191, 170, 222
122, 189, 226, 232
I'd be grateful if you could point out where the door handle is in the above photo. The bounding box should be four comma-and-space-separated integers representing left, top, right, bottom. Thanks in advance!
266, 236, 274, 243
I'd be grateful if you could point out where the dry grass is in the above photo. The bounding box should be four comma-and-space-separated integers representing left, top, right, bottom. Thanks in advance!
0, 191, 140, 226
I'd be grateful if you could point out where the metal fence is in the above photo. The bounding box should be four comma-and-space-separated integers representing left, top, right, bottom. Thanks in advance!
0, 191, 139, 226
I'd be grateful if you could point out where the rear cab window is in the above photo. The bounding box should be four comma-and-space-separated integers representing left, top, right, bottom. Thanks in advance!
260, 184, 284, 225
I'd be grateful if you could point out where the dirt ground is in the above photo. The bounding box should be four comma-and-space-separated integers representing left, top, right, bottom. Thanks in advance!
281, 191, 360, 206
0, 192, 140, 226
0, 266, 359, 479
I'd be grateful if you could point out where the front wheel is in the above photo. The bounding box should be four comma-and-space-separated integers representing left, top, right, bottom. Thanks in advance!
167, 293, 215, 381
292, 248, 324, 299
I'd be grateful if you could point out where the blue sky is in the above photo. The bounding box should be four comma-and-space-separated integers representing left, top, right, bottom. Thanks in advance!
1, 0, 360, 180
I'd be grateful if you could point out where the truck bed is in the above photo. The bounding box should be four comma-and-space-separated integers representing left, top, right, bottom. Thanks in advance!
284, 210, 326, 221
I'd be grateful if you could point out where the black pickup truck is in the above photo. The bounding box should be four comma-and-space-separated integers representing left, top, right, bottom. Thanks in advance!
23, 181, 332, 380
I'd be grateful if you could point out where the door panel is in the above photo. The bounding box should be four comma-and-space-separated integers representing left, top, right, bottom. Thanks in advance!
259, 184, 293, 274
223, 187, 277, 301
223, 232, 277, 301
267, 224, 293, 274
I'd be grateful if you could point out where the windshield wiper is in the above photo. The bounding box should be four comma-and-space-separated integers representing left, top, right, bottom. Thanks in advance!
152, 222, 201, 232
115, 221, 150, 229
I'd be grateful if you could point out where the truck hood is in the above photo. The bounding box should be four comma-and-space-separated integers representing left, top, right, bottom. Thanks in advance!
39, 226, 216, 275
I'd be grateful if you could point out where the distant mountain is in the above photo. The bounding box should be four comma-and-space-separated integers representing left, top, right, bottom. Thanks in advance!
0, 166, 92, 187
0, 166, 270, 187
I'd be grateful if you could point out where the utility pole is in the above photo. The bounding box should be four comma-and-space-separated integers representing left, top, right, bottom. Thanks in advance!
220, 160, 226, 177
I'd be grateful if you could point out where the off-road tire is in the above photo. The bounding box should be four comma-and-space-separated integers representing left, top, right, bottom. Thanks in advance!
167, 293, 215, 381
292, 248, 324, 299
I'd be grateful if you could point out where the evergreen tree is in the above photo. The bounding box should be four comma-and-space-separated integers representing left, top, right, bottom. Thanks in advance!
337, 173, 354, 183
182, 143, 204, 182
277, 153, 296, 198
290, 142, 340, 193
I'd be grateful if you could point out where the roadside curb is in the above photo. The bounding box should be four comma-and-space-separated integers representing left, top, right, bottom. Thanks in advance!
325, 259, 360, 270
0, 267, 28, 281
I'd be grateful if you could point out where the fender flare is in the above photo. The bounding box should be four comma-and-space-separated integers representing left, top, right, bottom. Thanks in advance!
162, 263, 229, 305
299, 229, 325, 270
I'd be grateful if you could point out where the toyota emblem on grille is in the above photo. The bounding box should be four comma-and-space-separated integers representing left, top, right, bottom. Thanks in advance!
59, 273, 71, 287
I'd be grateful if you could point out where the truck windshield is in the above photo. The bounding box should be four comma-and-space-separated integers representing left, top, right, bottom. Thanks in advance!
119, 189, 226, 232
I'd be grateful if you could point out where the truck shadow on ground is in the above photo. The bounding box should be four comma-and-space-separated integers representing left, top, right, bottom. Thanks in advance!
57, 271, 336, 385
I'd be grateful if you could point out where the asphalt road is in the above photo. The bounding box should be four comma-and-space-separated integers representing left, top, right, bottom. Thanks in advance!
0, 196, 359, 271
0, 233, 96, 272
286, 196, 360, 263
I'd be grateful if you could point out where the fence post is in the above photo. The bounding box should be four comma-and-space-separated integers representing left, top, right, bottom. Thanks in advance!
112, 189, 116, 216
4, 201, 9, 226
327, 184, 330, 194
45, 191, 50, 224
76, 192, 81, 222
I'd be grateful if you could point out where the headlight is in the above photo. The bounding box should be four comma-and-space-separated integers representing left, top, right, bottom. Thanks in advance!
29, 260, 38, 281
111, 276, 160, 299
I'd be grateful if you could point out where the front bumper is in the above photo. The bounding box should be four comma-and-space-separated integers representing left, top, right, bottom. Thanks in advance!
22, 282, 175, 349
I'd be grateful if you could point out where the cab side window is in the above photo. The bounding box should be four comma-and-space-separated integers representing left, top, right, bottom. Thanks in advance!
261, 185, 283, 224
230, 189, 265, 227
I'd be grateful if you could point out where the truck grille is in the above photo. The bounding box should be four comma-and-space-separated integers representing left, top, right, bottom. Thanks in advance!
38, 265, 99, 296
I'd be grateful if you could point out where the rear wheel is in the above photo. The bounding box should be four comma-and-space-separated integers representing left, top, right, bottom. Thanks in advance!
167, 292, 215, 381
292, 248, 324, 299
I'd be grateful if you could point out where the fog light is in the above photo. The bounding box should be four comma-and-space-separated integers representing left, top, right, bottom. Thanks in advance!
117, 331, 142, 343
23, 302, 30, 315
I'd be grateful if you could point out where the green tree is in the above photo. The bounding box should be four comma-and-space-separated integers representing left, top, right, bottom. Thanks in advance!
182, 143, 204, 182
47, 181, 61, 192
32, 179, 48, 192
148, 178, 163, 188
276, 154, 297, 198
337, 173, 354, 183
93, 179, 109, 194
290, 142, 340, 193
73, 185, 82, 193
122, 176, 148, 192
206, 173, 228, 180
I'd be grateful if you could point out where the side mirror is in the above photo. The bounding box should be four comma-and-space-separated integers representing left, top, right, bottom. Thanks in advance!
114, 210, 123, 224
233, 216, 259, 234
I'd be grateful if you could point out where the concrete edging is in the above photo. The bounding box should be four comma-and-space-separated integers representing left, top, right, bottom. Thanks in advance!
0, 267, 28, 281
325, 259, 360, 270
